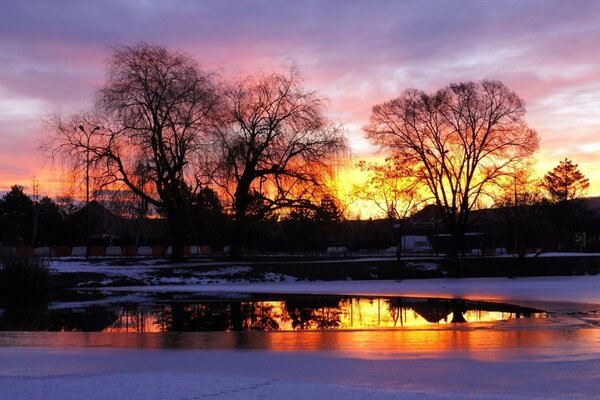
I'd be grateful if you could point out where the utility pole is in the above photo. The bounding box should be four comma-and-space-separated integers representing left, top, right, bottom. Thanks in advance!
31, 176, 39, 246
79, 125, 100, 260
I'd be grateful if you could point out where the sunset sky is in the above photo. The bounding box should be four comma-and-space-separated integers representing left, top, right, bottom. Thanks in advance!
2, 0, 600, 202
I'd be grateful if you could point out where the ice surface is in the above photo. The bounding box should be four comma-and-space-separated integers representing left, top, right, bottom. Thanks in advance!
1, 347, 600, 399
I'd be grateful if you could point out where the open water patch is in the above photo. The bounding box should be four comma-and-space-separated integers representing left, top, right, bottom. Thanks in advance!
0, 292, 547, 333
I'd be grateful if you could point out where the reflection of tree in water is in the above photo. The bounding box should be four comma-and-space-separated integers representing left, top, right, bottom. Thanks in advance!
109, 306, 154, 332
387, 298, 467, 324
387, 297, 545, 325
51, 307, 120, 331
449, 300, 467, 323
153, 301, 280, 332
387, 298, 407, 327
238, 302, 279, 331
0, 294, 50, 331
0, 296, 546, 332
282, 298, 342, 330
0, 295, 118, 331
156, 302, 230, 331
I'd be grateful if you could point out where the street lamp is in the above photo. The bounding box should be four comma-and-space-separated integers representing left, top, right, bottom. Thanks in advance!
79, 125, 100, 260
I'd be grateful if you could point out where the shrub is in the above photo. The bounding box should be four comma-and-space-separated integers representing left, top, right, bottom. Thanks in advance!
0, 254, 50, 293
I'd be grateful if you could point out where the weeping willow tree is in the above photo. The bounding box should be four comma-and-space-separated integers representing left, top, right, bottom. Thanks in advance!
45, 43, 220, 260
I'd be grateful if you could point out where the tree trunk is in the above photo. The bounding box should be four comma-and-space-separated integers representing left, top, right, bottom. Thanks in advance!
168, 218, 186, 261
165, 203, 187, 262
230, 301, 244, 331
450, 300, 467, 323
230, 207, 246, 260
230, 180, 250, 260
389, 218, 402, 260
448, 228, 464, 277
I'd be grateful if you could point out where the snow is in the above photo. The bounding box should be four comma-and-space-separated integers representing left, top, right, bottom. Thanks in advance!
48, 293, 153, 310
406, 261, 439, 271
531, 252, 600, 257
103, 275, 600, 306
197, 266, 252, 276
48, 260, 287, 286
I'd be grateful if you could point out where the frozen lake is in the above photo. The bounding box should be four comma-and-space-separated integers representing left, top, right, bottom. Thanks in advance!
2, 276, 600, 398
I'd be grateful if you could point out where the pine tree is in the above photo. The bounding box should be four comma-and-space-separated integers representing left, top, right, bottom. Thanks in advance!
542, 158, 589, 202
315, 195, 343, 223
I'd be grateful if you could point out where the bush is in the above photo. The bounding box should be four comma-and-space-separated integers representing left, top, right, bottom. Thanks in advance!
0, 254, 50, 293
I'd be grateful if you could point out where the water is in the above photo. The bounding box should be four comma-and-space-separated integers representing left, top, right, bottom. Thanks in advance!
7, 291, 600, 358
2, 293, 599, 399
0, 293, 546, 333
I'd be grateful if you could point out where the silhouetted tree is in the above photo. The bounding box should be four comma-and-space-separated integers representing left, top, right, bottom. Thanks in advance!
494, 165, 548, 257
46, 43, 220, 260
55, 194, 78, 219
241, 190, 280, 253
282, 207, 317, 252
354, 157, 423, 257
365, 80, 539, 263
542, 158, 589, 202
34, 196, 65, 246
542, 159, 590, 251
0, 185, 33, 246
280, 194, 344, 252
314, 194, 343, 223
210, 65, 347, 258
190, 187, 226, 247
283, 298, 342, 330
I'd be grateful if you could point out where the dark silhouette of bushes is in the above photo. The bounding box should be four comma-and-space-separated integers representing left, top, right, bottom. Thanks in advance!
0, 254, 50, 294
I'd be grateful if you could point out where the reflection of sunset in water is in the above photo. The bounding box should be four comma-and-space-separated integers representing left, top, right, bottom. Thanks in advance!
7, 327, 600, 364
99, 297, 546, 333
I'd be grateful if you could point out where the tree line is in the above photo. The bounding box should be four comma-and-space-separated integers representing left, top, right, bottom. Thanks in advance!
0, 183, 346, 254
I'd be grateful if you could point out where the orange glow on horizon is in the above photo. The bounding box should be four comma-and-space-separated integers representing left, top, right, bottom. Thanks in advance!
4, 150, 600, 220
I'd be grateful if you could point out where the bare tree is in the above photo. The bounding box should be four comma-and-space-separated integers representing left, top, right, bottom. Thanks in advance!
45, 43, 219, 260
210, 66, 347, 258
365, 80, 539, 263
353, 157, 424, 257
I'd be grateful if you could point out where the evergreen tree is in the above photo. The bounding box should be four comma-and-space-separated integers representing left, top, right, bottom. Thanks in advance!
542, 158, 589, 202
190, 187, 226, 246
35, 196, 66, 246
0, 185, 34, 245
314, 195, 343, 223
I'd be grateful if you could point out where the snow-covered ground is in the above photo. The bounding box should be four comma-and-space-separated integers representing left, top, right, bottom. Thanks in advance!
49, 259, 298, 286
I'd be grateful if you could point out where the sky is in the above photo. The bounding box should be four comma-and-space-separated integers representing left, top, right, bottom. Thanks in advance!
2, 0, 600, 201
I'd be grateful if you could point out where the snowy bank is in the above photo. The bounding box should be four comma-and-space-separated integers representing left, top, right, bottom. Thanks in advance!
104, 275, 600, 306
